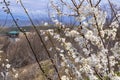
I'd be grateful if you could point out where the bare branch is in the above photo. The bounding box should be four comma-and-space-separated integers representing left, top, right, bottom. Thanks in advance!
107, 0, 120, 24
3, 0, 52, 80
95, 0, 101, 7
77, 0, 85, 9
19, 0, 61, 79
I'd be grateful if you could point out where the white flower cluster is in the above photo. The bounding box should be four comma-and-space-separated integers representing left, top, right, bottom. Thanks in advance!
39, 22, 120, 80
65, 30, 80, 37
49, 0, 120, 79
0, 56, 18, 79
111, 42, 120, 60
61, 75, 69, 80
76, 5, 107, 29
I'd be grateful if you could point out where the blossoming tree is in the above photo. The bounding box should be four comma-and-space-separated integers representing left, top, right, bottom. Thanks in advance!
0, 0, 120, 80
49, 0, 120, 80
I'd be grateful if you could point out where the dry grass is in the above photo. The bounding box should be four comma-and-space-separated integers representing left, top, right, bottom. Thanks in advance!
1, 60, 54, 80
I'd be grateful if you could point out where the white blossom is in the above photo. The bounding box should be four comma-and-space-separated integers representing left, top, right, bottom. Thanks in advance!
14, 73, 19, 78
61, 75, 69, 80
44, 22, 48, 26
6, 64, 11, 69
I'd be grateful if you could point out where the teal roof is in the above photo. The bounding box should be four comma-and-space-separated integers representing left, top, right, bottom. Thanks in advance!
8, 31, 19, 34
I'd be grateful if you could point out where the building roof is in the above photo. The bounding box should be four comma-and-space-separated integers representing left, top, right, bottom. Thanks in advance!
8, 31, 19, 34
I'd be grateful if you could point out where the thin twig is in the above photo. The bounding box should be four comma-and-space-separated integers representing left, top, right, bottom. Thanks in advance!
95, 0, 101, 7
94, 68, 103, 80
107, 0, 120, 24
3, 0, 51, 80
19, 0, 61, 79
